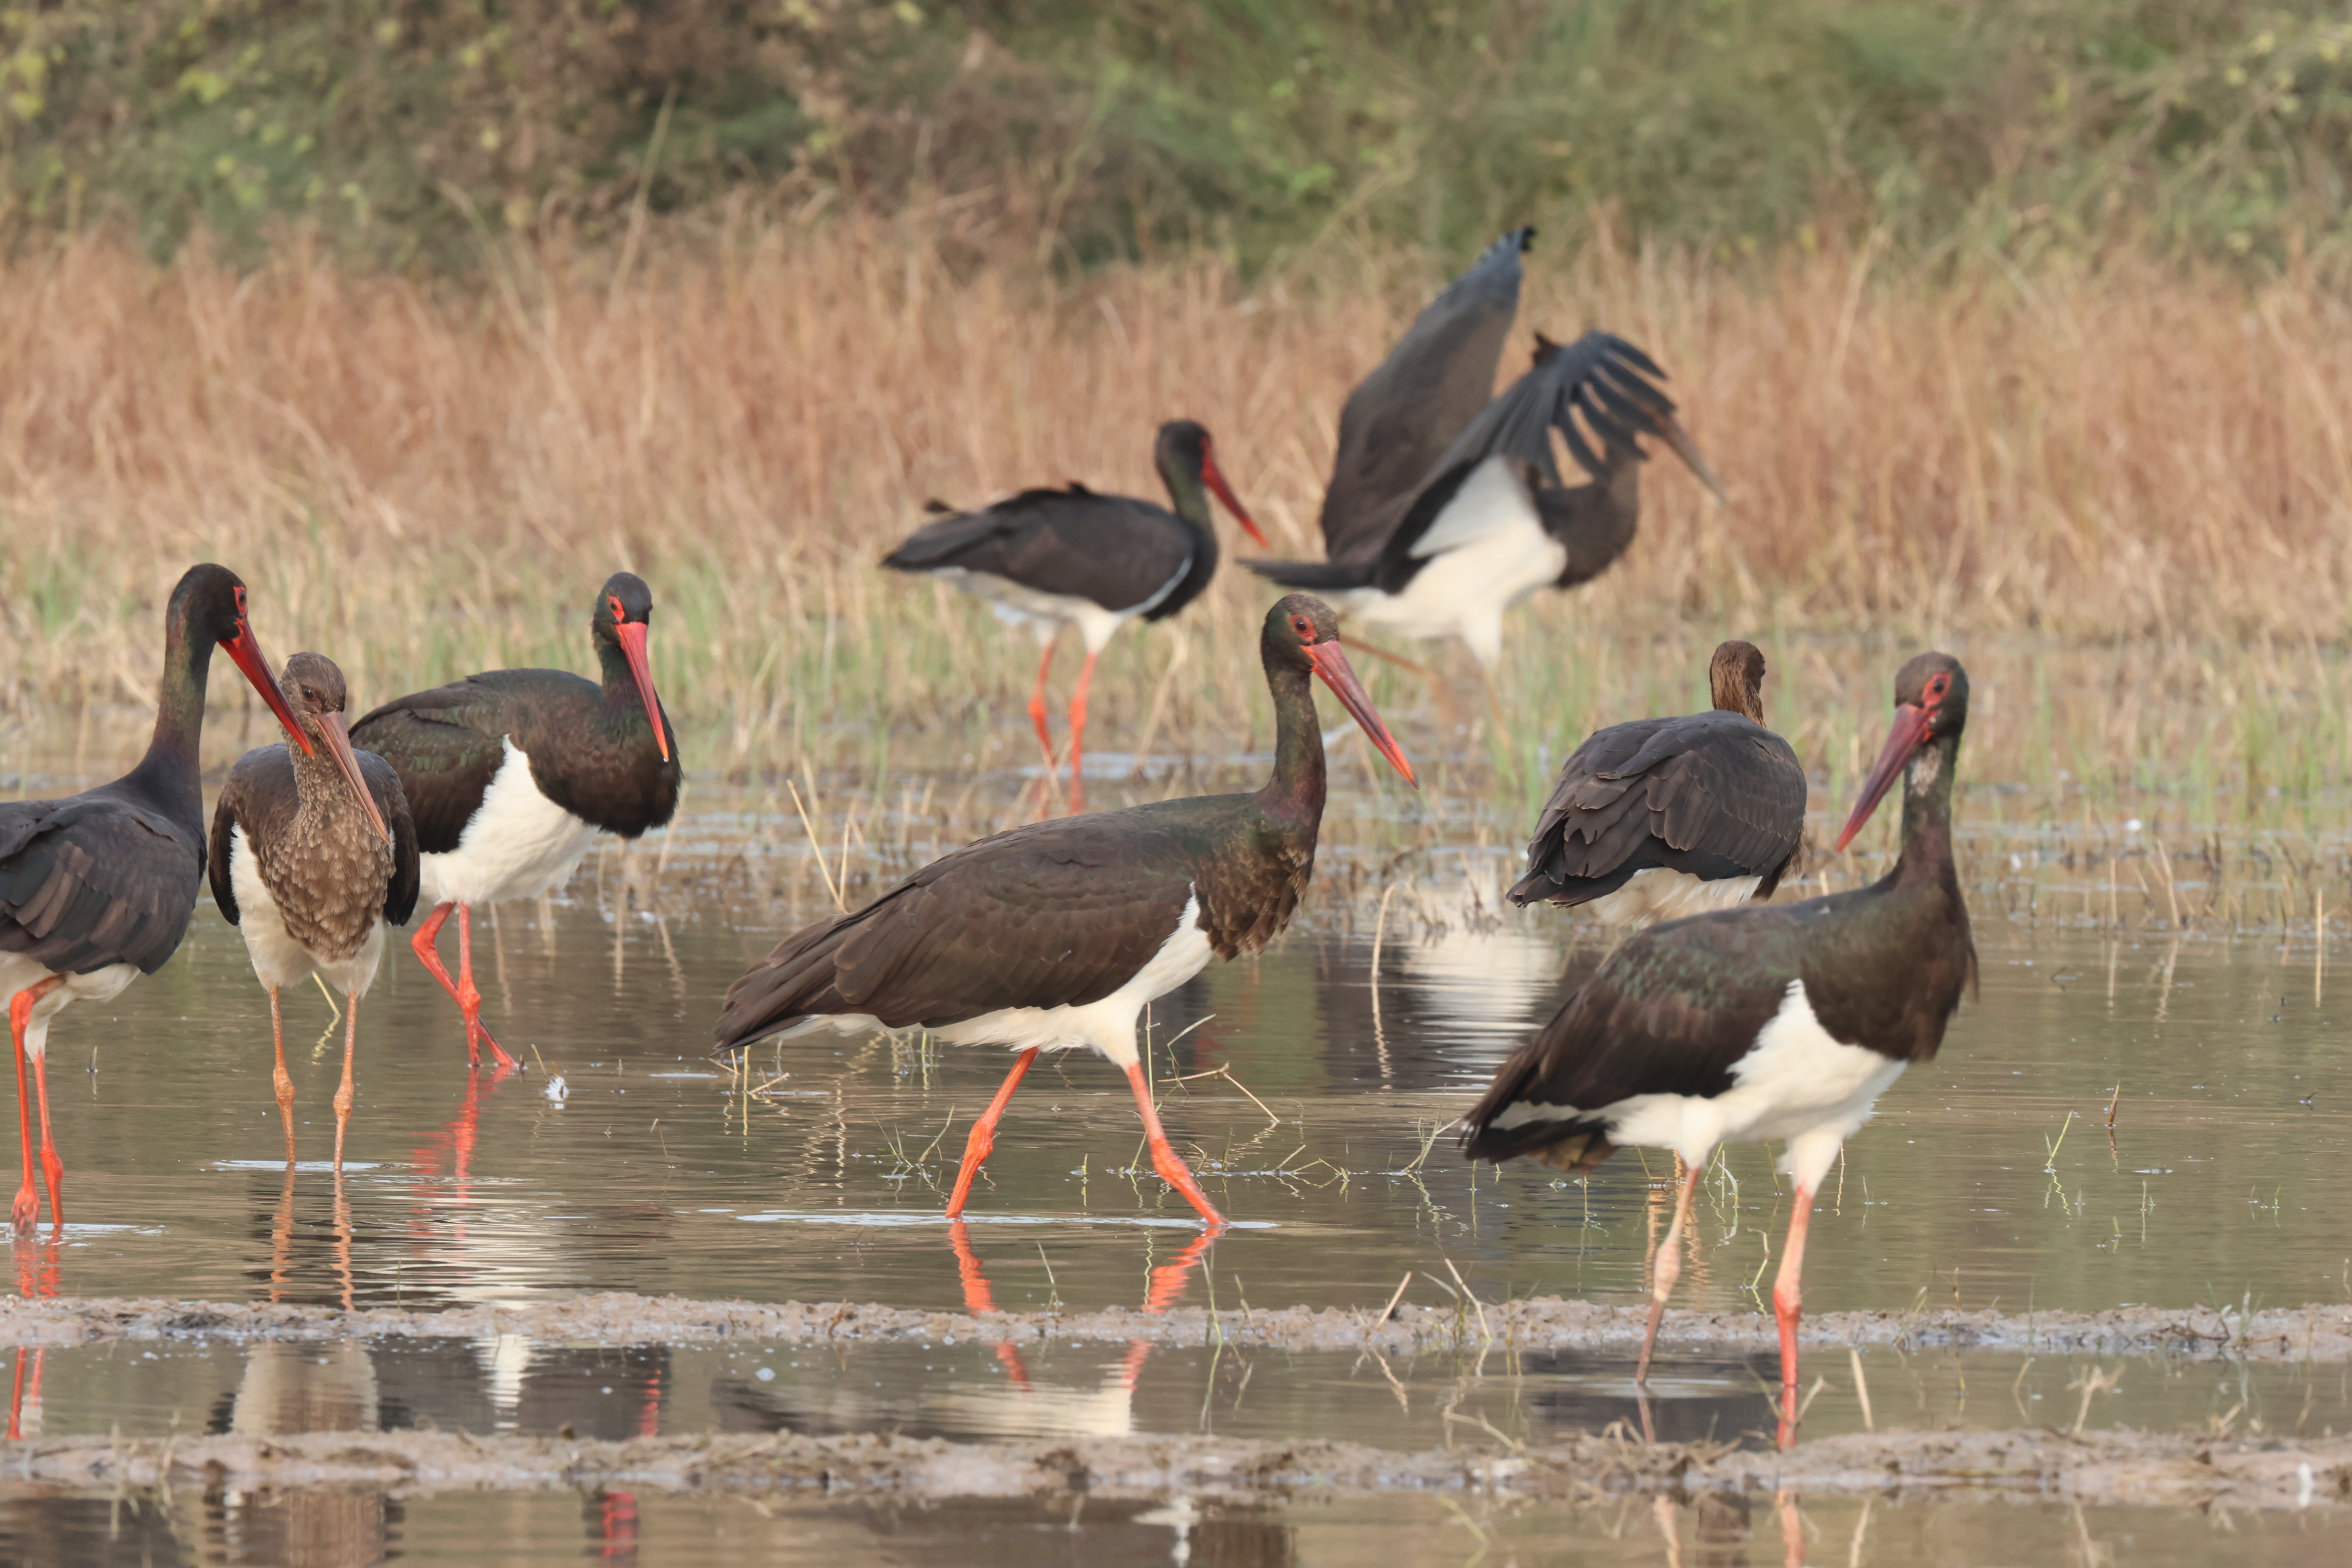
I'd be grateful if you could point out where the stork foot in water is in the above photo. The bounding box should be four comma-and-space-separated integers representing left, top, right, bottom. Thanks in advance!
350, 573, 680, 1072
411, 903, 517, 1073
8, 978, 64, 1233
1465, 653, 1977, 1449
716, 596, 1418, 1228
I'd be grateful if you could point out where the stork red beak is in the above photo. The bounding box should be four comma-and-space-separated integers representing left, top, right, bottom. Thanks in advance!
1835, 702, 1931, 852
1200, 448, 1269, 548
1305, 641, 1417, 787
220, 622, 314, 757
614, 622, 671, 762
317, 711, 392, 846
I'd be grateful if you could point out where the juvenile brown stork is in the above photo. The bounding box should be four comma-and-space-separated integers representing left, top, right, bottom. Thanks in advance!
1316, 227, 1533, 567
349, 573, 680, 1072
1251, 331, 1726, 669
1463, 653, 1975, 1446
712, 594, 1416, 1225
211, 654, 421, 1167
1509, 640, 1806, 925
882, 420, 1265, 803
0, 564, 308, 1230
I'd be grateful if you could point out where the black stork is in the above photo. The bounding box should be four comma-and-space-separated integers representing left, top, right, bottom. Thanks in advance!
348, 572, 680, 1072
1509, 640, 1807, 926
881, 420, 1266, 804
1317, 227, 1533, 568
712, 593, 1417, 1225
1251, 331, 1727, 669
210, 653, 421, 1167
1462, 652, 1975, 1446
0, 563, 308, 1231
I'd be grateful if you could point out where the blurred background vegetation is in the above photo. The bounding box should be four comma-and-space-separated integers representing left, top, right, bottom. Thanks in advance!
2, 0, 2348, 275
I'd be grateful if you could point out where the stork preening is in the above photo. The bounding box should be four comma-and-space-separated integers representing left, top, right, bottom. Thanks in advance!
1463, 653, 1975, 1446
882, 420, 1265, 805
711, 595, 1416, 1225
0, 564, 309, 1231
211, 654, 420, 1167
1509, 640, 1806, 925
349, 572, 680, 1072
1253, 327, 1726, 669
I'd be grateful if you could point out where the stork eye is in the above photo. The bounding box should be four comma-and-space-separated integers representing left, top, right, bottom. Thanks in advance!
608, 595, 627, 623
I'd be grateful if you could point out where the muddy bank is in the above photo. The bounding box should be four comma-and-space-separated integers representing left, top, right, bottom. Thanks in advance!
1, 1292, 2346, 1364
10, 1423, 2347, 1512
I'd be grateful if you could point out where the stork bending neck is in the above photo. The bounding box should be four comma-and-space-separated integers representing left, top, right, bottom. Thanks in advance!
127, 594, 216, 831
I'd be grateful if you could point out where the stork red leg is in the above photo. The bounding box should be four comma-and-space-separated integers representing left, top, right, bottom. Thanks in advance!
29, 1049, 62, 1230
1027, 636, 1060, 777
945, 1047, 1040, 1218
1065, 651, 1100, 810
7, 978, 62, 1232
457, 905, 517, 1073
410, 902, 466, 1016
331, 991, 360, 1170
411, 902, 515, 1072
1122, 1061, 1224, 1225
269, 985, 297, 1163
1772, 1183, 1815, 1448
1635, 1157, 1705, 1387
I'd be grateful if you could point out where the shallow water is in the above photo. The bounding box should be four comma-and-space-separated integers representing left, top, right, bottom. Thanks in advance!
5, 1330, 2348, 1452
0, 1484, 2341, 1567
6, 754, 2352, 1565
9, 873, 2346, 1329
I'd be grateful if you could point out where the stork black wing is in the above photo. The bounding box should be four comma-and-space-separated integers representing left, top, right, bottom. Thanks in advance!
713, 811, 1202, 1054
0, 791, 202, 976
883, 488, 1195, 615
363, 750, 422, 925
1510, 712, 1806, 906
1361, 332, 1671, 568
1461, 903, 1814, 1165
207, 745, 299, 927
1319, 227, 1529, 565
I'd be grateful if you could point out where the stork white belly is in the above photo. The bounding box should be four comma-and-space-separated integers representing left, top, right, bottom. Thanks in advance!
1581, 868, 1764, 928
1331, 456, 1563, 668
759, 893, 1214, 1069
1489, 980, 1904, 1192
0, 951, 141, 1063
934, 562, 1182, 654
417, 738, 603, 908
227, 825, 387, 997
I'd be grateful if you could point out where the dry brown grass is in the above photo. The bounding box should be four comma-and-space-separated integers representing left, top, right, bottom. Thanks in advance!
2, 215, 2350, 815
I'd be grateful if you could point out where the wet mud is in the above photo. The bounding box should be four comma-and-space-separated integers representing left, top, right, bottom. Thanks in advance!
10, 1418, 2347, 1513
3, 1291, 2348, 1365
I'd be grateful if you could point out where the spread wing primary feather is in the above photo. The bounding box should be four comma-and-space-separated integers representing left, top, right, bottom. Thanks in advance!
1319, 226, 1530, 564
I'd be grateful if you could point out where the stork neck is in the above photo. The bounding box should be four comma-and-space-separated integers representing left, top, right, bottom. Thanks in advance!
125, 598, 214, 831
1256, 660, 1326, 829
1894, 731, 1960, 881
1157, 451, 1215, 538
